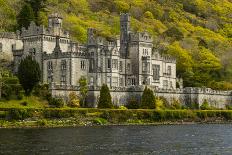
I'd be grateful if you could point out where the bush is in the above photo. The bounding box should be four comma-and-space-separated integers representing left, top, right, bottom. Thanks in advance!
200, 100, 212, 110
93, 118, 108, 125
67, 92, 80, 108
48, 98, 64, 108
37, 119, 48, 126
8, 108, 32, 120
20, 101, 28, 106
141, 86, 156, 109
155, 98, 165, 110
126, 97, 140, 109
171, 98, 182, 109
98, 84, 113, 108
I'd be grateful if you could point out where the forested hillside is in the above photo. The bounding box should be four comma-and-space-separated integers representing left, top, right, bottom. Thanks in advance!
0, 0, 232, 89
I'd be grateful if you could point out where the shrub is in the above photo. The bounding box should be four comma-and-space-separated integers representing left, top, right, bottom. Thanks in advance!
37, 119, 48, 126
141, 86, 156, 109
93, 118, 108, 125
200, 100, 211, 110
20, 101, 28, 106
67, 92, 80, 108
171, 98, 182, 109
8, 108, 32, 120
126, 97, 140, 109
98, 84, 113, 108
155, 98, 165, 110
119, 106, 127, 110
48, 98, 64, 108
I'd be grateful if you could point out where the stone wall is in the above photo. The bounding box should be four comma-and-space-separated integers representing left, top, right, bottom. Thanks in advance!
50, 85, 232, 109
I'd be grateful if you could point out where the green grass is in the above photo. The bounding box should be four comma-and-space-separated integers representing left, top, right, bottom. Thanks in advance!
0, 96, 48, 108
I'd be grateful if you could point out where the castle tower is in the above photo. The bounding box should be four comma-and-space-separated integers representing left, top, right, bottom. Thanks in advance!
48, 13, 63, 36
120, 13, 130, 58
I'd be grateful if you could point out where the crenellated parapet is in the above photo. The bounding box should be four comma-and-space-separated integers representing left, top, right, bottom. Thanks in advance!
0, 32, 17, 39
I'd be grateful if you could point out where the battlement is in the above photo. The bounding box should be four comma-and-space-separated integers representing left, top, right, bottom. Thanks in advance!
120, 13, 130, 22
0, 32, 16, 39
49, 13, 63, 19
130, 32, 153, 43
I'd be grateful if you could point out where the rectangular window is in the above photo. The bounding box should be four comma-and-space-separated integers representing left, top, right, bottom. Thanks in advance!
61, 75, 66, 85
119, 78, 123, 86
153, 65, 160, 81
0, 43, 2, 52
163, 80, 168, 88
142, 62, 147, 72
81, 60, 86, 70
131, 78, 136, 85
142, 62, 150, 72
167, 66, 171, 75
112, 77, 118, 87
107, 77, 111, 86
119, 61, 123, 72
107, 59, 111, 69
127, 63, 130, 72
112, 59, 118, 69
47, 61, 53, 70
89, 59, 94, 71
61, 60, 66, 70
47, 75, 53, 83
90, 77, 94, 86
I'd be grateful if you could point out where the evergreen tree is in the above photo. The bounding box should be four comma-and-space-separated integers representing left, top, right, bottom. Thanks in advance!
141, 86, 156, 109
17, 3, 35, 29
98, 84, 113, 108
18, 56, 41, 96
79, 76, 88, 107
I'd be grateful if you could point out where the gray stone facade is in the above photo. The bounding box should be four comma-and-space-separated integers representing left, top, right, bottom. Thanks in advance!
0, 13, 231, 108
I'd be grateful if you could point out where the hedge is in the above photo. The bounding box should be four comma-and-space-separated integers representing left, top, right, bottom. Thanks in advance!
1, 108, 232, 122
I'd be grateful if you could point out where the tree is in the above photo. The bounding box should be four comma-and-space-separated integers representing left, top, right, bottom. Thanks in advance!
18, 56, 41, 96
98, 84, 113, 108
141, 86, 156, 109
79, 76, 88, 107
17, 3, 35, 29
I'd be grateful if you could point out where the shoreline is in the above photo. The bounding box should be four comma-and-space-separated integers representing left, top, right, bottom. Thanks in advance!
1, 118, 232, 129
1, 108, 232, 128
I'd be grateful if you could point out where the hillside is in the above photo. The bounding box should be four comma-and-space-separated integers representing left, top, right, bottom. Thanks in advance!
0, 0, 232, 89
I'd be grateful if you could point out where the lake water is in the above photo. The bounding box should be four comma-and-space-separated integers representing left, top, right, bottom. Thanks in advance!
0, 124, 232, 154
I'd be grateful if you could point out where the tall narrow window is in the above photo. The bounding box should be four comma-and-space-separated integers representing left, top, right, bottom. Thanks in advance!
61, 60, 66, 70
81, 60, 86, 70
0, 43, 2, 52
61, 75, 66, 85
163, 80, 168, 88
119, 78, 123, 86
47, 61, 53, 70
153, 65, 160, 81
127, 63, 130, 72
107, 59, 111, 69
112, 59, 118, 69
167, 66, 171, 75
119, 61, 123, 72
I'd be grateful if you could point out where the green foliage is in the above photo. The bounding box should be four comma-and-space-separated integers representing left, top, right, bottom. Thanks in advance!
17, 56, 41, 96
48, 97, 64, 108
8, 108, 33, 120
98, 84, 113, 108
1, 0, 232, 89
200, 99, 212, 110
93, 118, 108, 125
141, 86, 156, 109
68, 92, 80, 108
17, 3, 35, 29
126, 97, 140, 109
78, 76, 88, 107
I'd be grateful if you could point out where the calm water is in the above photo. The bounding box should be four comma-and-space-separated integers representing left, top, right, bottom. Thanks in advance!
0, 124, 232, 155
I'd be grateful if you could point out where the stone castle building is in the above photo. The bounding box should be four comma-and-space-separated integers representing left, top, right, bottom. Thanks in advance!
4, 13, 176, 89
0, 13, 231, 108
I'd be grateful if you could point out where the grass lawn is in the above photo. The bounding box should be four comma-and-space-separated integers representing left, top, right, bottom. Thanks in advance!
0, 96, 49, 108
